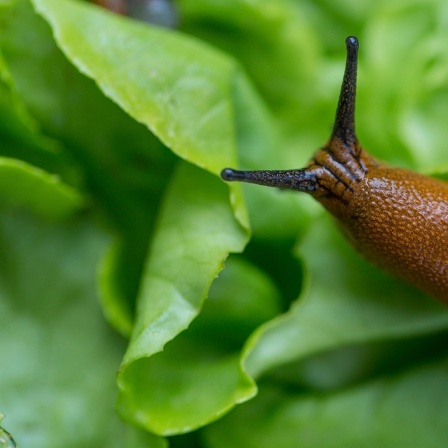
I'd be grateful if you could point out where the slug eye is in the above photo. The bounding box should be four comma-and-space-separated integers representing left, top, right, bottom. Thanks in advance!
0, 426, 17, 448
92, 0, 179, 28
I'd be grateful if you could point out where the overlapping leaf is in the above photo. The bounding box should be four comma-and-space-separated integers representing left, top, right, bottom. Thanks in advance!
0, 0, 176, 335
205, 356, 448, 448
0, 166, 165, 447
31, 0, 249, 226
117, 162, 254, 434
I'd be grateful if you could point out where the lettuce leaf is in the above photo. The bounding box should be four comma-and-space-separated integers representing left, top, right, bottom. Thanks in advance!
0, 165, 165, 447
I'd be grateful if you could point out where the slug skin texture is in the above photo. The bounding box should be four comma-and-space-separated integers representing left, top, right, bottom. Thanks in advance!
221, 36, 448, 304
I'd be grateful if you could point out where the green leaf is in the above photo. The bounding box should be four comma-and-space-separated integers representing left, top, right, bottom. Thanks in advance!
31, 0, 248, 229
117, 162, 252, 435
244, 213, 448, 379
196, 256, 282, 346
0, 0, 178, 334
0, 46, 67, 175
355, 1, 448, 169
0, 157, 82, 219
0, 205, 165, 447
204, 356, 448, 448
32, 0, 232, 171
115, 255, 281, 439
1, 0, 175, 229
0, 0, 176, 231
179, 0, 318, 122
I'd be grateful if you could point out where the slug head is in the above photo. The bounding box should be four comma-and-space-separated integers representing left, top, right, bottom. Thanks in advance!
221, 36, 377, 219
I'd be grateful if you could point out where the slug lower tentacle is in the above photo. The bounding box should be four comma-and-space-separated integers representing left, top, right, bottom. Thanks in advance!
221, 36, 448, 304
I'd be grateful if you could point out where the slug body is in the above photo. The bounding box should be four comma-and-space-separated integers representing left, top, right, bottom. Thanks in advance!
221, 37, 448, 304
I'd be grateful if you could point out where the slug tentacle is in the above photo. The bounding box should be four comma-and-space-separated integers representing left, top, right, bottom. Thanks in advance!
331, 36, 359, 147
220, 165, 353, 207
220, 168, 319, 192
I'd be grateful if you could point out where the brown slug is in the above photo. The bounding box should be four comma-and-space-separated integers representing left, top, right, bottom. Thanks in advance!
221, 36, 448, 304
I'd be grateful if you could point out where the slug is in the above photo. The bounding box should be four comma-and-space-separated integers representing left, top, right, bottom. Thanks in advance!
221, 36, 448, 304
